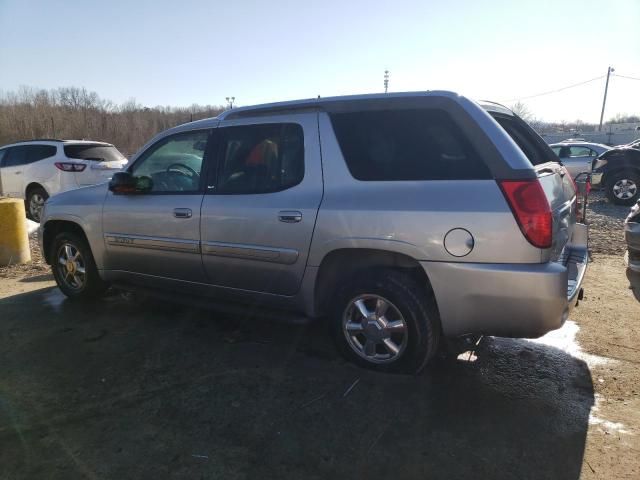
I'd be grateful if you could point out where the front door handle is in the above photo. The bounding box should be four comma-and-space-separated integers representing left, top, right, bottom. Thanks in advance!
15, 171, 22, 174
173, 208, 192, 218
278, 210, 302, 223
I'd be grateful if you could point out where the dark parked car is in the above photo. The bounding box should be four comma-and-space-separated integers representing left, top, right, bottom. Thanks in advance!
591, 147, 640, 205
625, 200, 640, 272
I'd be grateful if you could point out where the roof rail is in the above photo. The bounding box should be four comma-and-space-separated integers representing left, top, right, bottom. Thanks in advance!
4, 138, 65, 144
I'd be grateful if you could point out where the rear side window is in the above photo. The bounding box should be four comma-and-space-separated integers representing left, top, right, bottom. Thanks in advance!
215, 123, 304, 194
330, 109, 491, 181
64, 144, 125, 162
3, 145, 56, 166
0, 148, 6, 167
492, 115, 557, 166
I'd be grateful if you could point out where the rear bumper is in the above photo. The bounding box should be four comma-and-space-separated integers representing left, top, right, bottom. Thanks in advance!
625, 221, 640, 272
422, 223, 589, 339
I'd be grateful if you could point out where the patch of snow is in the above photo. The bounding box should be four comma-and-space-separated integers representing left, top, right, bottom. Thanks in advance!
26, 219, 39, 235
527, 320, 611, 367
589, 394, 632, 435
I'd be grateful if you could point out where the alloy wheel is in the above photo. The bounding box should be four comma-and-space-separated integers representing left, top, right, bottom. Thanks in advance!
613, 179, 638, 200
56, 243, 86, 290
29, 193, 45, 222
342, 294, 408, 364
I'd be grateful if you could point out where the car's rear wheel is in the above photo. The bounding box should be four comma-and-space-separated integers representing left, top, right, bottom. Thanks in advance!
330, 269, 440, 373
605, 171, 640, 206
26, 186, 48, 222
51, 231, 109, 299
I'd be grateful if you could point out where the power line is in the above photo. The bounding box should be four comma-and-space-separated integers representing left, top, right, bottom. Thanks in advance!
505, 75, 606, 102
614, 73, 640, 82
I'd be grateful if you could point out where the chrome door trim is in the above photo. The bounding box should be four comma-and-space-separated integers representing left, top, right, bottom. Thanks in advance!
105, 233, 200, 253
202, 240, 299, 264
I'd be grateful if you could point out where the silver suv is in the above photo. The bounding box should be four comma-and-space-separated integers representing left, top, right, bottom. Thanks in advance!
39, 92, 588, 373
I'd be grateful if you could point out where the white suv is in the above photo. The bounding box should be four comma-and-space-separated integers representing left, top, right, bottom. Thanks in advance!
0, 139, 127, 221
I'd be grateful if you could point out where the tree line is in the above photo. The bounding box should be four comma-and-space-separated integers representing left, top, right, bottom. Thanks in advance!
0, 86, 224, 156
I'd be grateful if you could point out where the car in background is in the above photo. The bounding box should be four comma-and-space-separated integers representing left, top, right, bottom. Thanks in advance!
619, 139, 640, 149
549, 141, 611, 178
592, 146, 640, 205
0, 139, 127, 221
625, 200, 640, 272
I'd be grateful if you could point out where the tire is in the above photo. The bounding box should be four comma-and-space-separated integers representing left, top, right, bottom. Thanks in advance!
26, 186, 49, 222
330, 269, 440, 373
605, 171, 640, 206
50, 231, 109, 299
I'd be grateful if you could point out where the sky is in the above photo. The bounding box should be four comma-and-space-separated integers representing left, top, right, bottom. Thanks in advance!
0, 0, 639, 123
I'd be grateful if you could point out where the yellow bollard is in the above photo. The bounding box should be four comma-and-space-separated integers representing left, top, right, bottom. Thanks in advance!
0, 198, 31, 266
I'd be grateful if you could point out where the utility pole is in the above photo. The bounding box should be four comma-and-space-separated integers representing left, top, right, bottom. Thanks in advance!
599, 66, 615, 131
226, 96, 235, 109
384, 70, 389, 93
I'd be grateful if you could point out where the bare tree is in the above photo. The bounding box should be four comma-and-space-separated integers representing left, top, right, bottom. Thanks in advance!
0, 86, 225, 155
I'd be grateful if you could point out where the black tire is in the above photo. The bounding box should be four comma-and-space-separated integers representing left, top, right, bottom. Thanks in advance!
330, 269, 440, 374
50, 231, 109, 299
25, 186, 49, 222
605, 170, 640, 206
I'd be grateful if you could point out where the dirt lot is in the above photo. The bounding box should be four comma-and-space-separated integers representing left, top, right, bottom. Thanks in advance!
0, 197, 639, 479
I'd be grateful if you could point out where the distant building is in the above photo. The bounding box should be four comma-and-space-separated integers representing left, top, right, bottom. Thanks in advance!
604, 122, 640, 133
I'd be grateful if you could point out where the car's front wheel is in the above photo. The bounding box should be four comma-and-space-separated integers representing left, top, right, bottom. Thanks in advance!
605, 171, 640, 206
330, 270, 440, 373
51, 231, 109, 299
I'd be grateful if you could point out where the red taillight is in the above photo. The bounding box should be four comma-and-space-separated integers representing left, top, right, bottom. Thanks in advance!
55, 162, 86, 172
498, 179, 552, 249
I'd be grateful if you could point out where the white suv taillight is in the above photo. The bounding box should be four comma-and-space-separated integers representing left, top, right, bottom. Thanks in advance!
498, 179, 553, 249
55, 162, 86, 172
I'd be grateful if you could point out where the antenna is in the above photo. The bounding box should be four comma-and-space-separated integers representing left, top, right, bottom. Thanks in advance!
384, 70, 389, 93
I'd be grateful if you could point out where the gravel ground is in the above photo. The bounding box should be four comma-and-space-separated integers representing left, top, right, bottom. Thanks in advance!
586, 190, 630, 256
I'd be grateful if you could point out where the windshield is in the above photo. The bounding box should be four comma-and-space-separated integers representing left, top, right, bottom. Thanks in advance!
64, 144, 125, 162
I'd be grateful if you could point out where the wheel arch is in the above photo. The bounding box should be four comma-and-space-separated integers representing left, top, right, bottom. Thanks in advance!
313, 248, 437, 317
42, 220, 89, 265
25, 182, 48, 197
602, 165, 640, 187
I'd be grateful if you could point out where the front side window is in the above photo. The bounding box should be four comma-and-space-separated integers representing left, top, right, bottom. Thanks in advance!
215, 123, 304, 194
569, 146, 595, 157
331, 109, 491, 180
0, 148, 7, 167
131, 130, 210, 193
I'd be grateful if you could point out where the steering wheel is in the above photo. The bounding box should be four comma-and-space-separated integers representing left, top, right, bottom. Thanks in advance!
166, 163, 198, 178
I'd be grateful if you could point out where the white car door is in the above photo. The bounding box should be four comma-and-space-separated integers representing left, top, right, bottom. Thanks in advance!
565, 146, 594, 178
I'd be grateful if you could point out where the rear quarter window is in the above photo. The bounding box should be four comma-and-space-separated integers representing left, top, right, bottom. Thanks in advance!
491, 114, 557, 166
330, 108, 492, 181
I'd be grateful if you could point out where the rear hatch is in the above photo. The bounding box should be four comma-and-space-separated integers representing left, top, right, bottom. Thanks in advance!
63, 143, 128, 186
490, 111, 588, 301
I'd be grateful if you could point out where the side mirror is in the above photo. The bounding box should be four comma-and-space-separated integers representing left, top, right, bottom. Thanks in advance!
109, 171, 152, 194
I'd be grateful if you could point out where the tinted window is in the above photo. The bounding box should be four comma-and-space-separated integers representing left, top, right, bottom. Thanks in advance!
492, 114, 557, 166
0, 148, 6, 167
330, 109, 490, 181
4, 145, 57, 166
131, 130, 210, 193
64, 144, 125, 162
216, 123, 304, 194
569, 146, 596, 157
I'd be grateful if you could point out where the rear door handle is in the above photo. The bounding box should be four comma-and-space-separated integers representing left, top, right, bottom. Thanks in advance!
173, 208, 192, 218
278, 210, 302, 223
